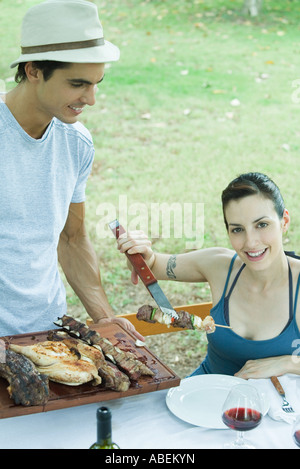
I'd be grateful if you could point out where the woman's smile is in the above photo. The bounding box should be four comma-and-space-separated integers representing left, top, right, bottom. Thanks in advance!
244, 248, 268, 262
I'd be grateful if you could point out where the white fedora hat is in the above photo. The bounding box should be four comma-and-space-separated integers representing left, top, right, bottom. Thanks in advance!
10, 0, 120, 68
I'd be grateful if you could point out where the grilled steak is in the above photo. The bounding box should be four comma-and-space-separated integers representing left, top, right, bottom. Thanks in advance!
0, 349, 49, 406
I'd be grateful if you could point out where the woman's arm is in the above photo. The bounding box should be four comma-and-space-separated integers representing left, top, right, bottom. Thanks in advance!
235, 355, 300, 379
117, 230, 230, 285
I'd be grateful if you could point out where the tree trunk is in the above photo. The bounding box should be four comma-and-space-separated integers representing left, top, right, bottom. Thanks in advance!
243, 0, 263, 17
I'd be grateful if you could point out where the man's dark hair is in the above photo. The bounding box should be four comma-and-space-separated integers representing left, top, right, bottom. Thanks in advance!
15, 61, 71, 83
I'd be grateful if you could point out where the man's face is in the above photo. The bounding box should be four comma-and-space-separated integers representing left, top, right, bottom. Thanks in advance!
34, 62, 105, 124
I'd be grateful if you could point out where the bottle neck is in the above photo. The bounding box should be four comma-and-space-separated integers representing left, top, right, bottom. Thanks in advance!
97, 417, 112, 446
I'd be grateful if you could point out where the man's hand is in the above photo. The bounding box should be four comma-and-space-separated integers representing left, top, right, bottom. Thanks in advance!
94, 316, 145, 342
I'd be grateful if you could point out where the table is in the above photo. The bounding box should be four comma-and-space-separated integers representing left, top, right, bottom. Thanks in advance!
0, 388, 296, 449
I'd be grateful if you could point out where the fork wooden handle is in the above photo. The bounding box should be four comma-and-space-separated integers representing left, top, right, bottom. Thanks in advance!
271, 376, 285, 396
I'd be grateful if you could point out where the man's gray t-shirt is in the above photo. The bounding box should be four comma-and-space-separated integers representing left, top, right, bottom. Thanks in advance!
0, 99, 94, 335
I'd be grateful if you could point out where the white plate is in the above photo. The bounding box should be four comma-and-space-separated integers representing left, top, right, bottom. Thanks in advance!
166, 374, 270, 429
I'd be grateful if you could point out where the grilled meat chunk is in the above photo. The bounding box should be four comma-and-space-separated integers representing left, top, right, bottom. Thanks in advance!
136, 305, 157, 323
137, 305, 193, 328
0, 349, 49, 406
97, 359, 131, 392
54, 316, 155, 380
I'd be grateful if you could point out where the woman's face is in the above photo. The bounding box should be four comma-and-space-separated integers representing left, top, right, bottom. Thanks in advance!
224, 194, 290, 270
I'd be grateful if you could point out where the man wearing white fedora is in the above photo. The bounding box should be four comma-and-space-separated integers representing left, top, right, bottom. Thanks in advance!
0, 0, 143, 339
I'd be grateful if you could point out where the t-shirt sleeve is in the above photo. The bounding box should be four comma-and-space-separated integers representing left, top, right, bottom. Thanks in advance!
71, 146, 95, 203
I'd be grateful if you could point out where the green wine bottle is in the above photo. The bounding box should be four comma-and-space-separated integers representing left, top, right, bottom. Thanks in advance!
89, 406, 120, 449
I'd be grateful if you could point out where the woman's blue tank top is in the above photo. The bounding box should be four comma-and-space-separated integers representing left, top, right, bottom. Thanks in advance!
190, 252, 300, 376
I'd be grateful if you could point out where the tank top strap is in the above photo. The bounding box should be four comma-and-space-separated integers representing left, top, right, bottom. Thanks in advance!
293, 273, 300, 316
285, 252, 300, 318
278, 261, 297, 334
285, 251, 300, 260
220, 253, 238, 300
287, 262, 293, 322
225, 262, 246, 300
222, 255, 245, 326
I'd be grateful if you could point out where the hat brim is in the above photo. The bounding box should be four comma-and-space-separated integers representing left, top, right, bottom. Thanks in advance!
10, 40, 120, 68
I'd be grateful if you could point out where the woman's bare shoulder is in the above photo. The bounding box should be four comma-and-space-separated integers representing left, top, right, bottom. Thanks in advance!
186, 247, 237, 282
199, 247, 236, 264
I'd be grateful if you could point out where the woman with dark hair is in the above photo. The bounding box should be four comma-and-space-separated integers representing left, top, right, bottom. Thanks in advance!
117, 172, 300, 379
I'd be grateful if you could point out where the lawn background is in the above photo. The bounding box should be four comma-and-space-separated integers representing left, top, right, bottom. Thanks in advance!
1, 0, 300, 319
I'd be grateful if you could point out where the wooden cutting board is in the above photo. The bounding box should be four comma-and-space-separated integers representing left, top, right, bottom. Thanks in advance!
0, 322, 180, 419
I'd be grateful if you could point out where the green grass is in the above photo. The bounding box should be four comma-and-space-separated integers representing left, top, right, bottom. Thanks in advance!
1, 0, 300, 313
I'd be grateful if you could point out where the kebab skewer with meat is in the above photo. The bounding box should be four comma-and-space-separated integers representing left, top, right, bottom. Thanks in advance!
137, 304, 230, 333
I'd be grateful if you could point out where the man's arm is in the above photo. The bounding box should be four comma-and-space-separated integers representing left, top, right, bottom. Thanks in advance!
57, 202, 114, 322
58, 202, 145, 340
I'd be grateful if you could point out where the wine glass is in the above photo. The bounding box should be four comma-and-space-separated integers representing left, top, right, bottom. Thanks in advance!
222, 384, 263, 449
292, 416, 300, 448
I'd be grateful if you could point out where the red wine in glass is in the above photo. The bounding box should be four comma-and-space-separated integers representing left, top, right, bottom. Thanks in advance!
222, 407, 262, 431
292, 416, 300, 448
293, 430, 300, 448
222, 384, 263, 449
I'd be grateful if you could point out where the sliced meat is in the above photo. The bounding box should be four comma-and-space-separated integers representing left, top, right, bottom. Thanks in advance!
54, 316, 155, 380
98, 360, 131, 392
48, 331, 130, 392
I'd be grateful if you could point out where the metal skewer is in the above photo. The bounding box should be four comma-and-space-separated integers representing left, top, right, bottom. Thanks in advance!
215, 324, 232, 329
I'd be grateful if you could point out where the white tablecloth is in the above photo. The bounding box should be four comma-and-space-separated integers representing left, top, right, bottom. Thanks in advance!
0, 387, 297, 449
